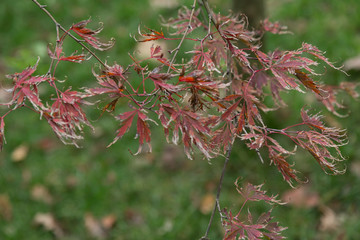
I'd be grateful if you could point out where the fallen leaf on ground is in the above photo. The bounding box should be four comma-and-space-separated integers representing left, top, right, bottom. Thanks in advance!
101, 214, 117, 230
344, 55, 360, 71
0, 194, 12, 221
66, 175, 78, 188
199, 193, 215, 214
350, 161, 360, 178
84, 213, 107, 239
124, 209, 144, 225
31, 184, 54, 205
319, 206, 340, 232
150, 0, 178, 9
33, 212, 64, 238
281, 185, 319, 208
11, 144, 29, 162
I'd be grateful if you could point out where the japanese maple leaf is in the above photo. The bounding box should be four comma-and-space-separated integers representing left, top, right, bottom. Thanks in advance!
261, 19, 289, 35
49, 89, 93, 132
42, 89, 92, 147
149, 45, 176, 70
71, 19, 114, 50
179, 70, 229, 110
269, 149, 300, 185
47, 44, 88, 63
223, 182, 286, 240
235, 181, 283, 205
137, 26, 165, 42
6, 58, 48, 110
148, 71, 181, 92
164, 7, 203, 35
188, 49, 218, 72
108, 109, 153, 154
86, 64, 125, 98
158, 104, 214, 159
0, 117, 5, 151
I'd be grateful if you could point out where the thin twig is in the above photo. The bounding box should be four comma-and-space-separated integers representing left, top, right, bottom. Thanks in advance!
198, 1, 239, 238
167, 0, 197, 73
200, 0, 217, 25
31, 0, 108, 69
201, 142, 234, 240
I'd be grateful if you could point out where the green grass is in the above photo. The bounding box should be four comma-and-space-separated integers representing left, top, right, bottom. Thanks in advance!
1, 0, 360, 239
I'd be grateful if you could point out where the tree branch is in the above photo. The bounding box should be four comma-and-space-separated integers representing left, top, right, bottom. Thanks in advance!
167, 0, 198, 73
201, 142, 234, 240
31, 0, 108, 69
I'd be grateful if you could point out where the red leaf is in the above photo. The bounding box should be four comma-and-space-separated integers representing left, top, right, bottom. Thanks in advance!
0, 117, 5, 151
235, 181, 283, 204
6, 59, 47, 110
221, 99, 241, 121
108, 109, 153, 154
108, 111, 137, 147
86, 64, 125, 97
262, 19, 289, 34
163, 7, 202, 35
269, 149, 300, 185
189, 50, 218, 72
295, 69, 323, 95
178, 76, 195, 82
137, 26, 165, 42
71, 19, 114, 50
60, 54, 87, 63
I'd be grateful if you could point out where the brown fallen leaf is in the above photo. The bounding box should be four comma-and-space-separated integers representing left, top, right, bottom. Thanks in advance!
150, 0, 178, 9
281, 185, 319, 208
0, 194, 12, 221
319, 206, 340, 232
101, 214, 117, 230
66, 175, 78, 189
350, 161, 360, 178
31, 184, 54, 205
124, 208, 144, 225
33, 212, 65, 238
11, 144, 29, 162
199, 193, 215, 214
344, 55, 360, 71
84, 213, 107, 239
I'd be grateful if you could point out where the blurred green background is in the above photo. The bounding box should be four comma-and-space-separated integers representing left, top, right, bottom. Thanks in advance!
1, 0, 360, 239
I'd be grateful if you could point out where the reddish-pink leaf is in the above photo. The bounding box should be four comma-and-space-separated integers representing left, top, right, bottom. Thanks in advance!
137, 26, 165, 42
108, 111, 137, 147
0, 117, 5, 151
262, 19, 289, 34
235, 181, 283, 204
221, 99, 241, 121
71, 19, 114, 50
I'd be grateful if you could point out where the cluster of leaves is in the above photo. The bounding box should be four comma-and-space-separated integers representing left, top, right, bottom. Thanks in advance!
2, 0, 357, 187
222, 180, 286, 240
1, 0, 358, 238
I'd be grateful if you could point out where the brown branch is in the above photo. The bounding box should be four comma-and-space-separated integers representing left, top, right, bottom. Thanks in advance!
198, 1, 239, 238
201, 142, 234, 240
31, 0, 108, 69
200, 0, 218, 27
